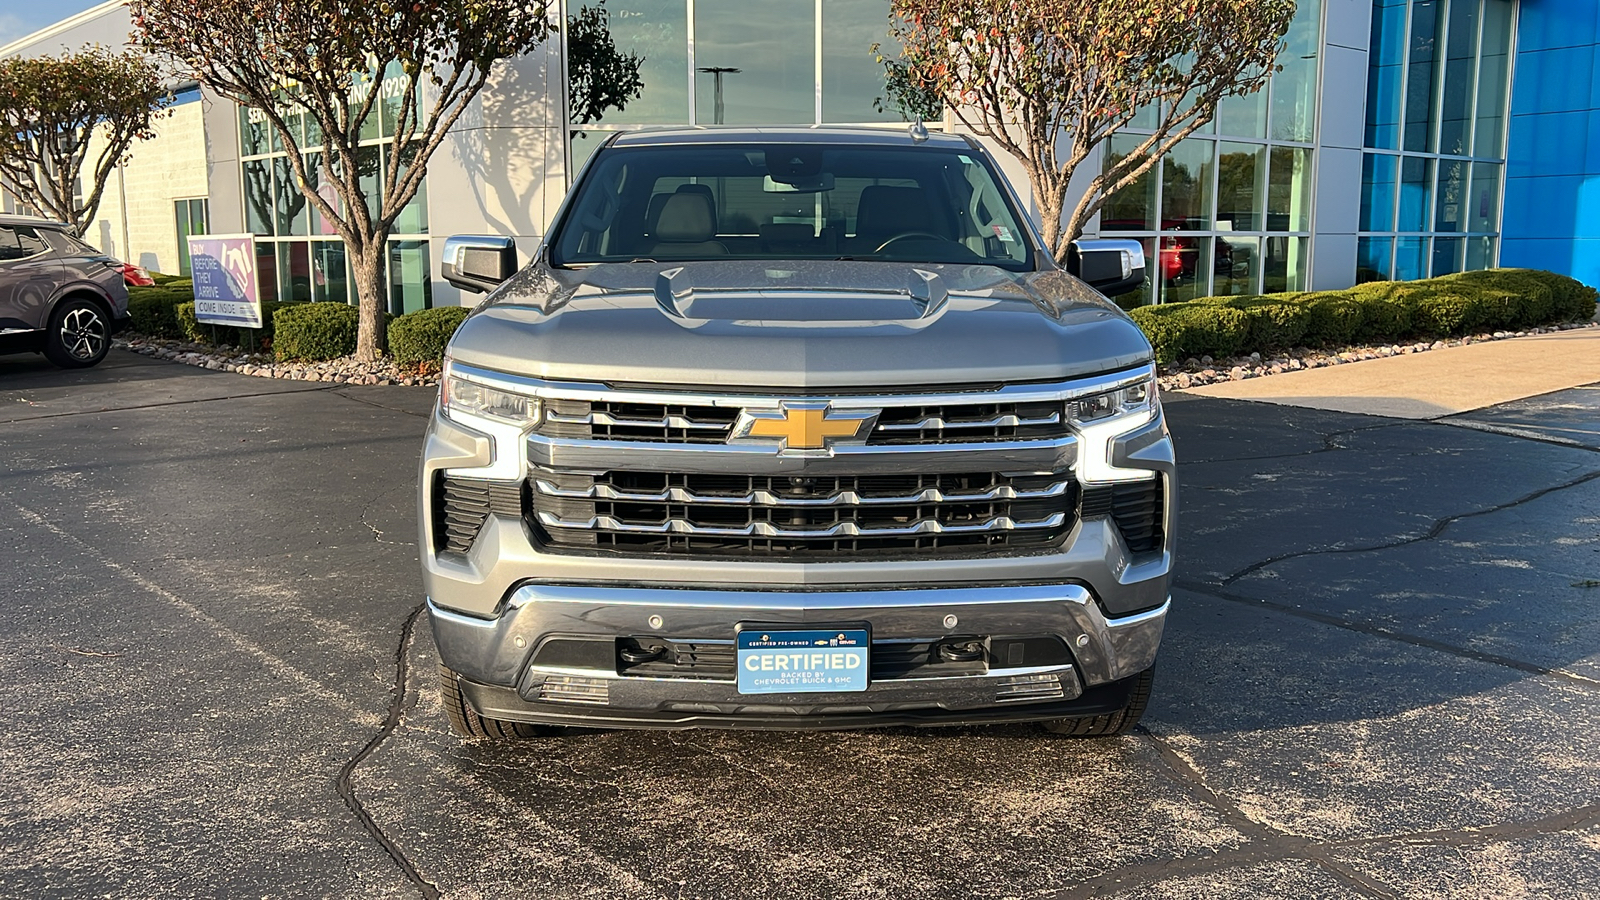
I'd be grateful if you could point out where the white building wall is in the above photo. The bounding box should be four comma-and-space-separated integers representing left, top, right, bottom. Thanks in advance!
427, 38, 569, 307
87, 98, 210, 273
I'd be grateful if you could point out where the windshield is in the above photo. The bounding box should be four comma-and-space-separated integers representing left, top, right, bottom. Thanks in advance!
549, 143, 1035, 270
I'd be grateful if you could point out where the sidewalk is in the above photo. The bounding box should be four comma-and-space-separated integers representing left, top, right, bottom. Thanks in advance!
1180, 327, 1600, 419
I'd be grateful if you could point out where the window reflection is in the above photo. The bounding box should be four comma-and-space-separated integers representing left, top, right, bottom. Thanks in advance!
1267, 147, 1312, 233
694, 0, 815, 124
1358, 237, 1394, 283
1398, 157, 1434, 232
1404, 0, 1444, 153
822, 0, 904, 122
587, 0, 688, 124
1437, 0, 1478, 155
1475, 1, 1513, 158
1217, 143, 1265, 232
1161, 140, 1213, 231
1270, 0, 1321, 142
1366, 0, 1407, 149
1361, 154, 1398, 232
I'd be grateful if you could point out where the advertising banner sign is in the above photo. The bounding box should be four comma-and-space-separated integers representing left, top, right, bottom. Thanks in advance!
188, 234, 262, 328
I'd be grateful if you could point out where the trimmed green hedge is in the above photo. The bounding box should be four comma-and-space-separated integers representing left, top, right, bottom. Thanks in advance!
273, 302, 363, 361
177, 300, 288, 348
1130, 268, 1597, 364
389, 306, 472, 365
127, 288, 191, 339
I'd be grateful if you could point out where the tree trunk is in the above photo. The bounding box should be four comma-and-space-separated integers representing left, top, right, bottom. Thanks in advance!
350, 242, 388, 362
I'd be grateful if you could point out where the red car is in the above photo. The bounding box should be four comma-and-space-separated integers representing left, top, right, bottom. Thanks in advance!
120, 263, 155, 287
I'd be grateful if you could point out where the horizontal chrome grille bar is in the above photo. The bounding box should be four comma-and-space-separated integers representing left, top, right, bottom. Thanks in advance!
450, 361, 1157, 407
876, 412, 1062, 432
532, 477, 1071, 507
535, 511, 1068, 539
544, 409, 734, 432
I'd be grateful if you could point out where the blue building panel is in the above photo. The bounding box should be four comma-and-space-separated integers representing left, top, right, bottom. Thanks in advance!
1501, 0, 1600, 287
1515, 0, 1598, 51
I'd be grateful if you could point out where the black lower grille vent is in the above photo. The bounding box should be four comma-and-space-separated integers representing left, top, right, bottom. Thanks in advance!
436, 476, 524, 554
1080, 478, 1164, 554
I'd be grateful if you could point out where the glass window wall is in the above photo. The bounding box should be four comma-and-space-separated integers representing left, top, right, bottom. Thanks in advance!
1099, 5, 1320, 305
237, 75, 432, 315
569, 1, 924, 170
1360, 0, 1511, 281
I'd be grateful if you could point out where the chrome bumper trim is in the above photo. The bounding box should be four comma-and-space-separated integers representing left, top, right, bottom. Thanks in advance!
427, 584, 1169, 702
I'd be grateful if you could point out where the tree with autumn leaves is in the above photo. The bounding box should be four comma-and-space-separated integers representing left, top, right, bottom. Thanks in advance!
0, 47, 170, 238
888, 0, 1298, 263
132, 0, 563, 361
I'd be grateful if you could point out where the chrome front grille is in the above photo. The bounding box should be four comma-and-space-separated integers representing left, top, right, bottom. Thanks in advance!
531, 470, 1076, 557
539, 398, 1066, 445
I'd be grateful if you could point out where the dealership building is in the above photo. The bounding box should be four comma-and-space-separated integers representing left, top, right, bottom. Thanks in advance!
3, 0, 1597, 312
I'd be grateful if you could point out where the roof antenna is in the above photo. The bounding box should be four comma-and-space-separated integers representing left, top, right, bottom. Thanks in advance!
908, 119, 929, 143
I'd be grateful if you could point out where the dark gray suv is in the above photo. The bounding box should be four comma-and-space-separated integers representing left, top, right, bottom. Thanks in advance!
0, 215, 130, 368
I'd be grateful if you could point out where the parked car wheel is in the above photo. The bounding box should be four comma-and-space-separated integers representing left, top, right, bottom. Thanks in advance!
1040, 668, 1154, 737
42, 297, 111, 368
438, 664, 563, 739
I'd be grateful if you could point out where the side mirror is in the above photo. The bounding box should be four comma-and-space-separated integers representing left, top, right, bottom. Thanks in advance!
442, 235, 518, 294
1068, 239, 1146, 298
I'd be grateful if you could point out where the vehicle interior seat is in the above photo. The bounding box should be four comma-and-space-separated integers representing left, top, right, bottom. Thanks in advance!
850, 185, 946, 252
647, 192, 728, 258
646, 184, 718, 240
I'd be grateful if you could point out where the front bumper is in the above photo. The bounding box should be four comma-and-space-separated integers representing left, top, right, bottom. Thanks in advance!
429, 583, 1167, 730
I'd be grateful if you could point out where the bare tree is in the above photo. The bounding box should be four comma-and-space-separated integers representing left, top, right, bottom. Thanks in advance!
889, 0, 1297, 262
0, 47, 170, 238
132, 0, 557, 360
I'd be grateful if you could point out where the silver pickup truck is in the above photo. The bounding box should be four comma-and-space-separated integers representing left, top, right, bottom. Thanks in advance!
420, 127, 1174, 738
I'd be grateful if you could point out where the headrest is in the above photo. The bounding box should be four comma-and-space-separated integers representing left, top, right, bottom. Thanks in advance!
855, 185, 939, 240
655, 192, 717, 243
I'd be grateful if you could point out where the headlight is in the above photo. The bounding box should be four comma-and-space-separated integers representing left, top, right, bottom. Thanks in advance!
440, 358, 542, 426
1068, 378, 1156, 425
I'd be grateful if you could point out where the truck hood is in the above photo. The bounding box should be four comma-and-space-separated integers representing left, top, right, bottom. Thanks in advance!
447, 259, 1152, 389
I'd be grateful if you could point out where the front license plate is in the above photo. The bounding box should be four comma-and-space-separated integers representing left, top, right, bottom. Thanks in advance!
736, 628, 869, 694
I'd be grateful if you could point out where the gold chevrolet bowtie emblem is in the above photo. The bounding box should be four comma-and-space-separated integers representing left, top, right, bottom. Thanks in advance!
733, 404, 879, 451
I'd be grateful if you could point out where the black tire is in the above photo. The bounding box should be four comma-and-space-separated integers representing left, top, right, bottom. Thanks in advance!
1040, 668, 1155, 737
438, 664, 562, 740
43, 297, 111, 368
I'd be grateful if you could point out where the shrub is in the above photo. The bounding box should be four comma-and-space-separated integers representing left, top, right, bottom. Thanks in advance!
176, 301, 202, 341
149, 271, 185, 286
1127, 268, 1592, 362
1299, 291, 1363, 347
1129, 303, 1248, 364
389, 306, 472, 365
177, 300, 286, 348
127, 288, 189, 338
1345, 281, 1415, 342
273, 302, 360, 361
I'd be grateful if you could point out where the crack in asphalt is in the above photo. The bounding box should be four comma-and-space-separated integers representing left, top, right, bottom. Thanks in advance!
0, 383, 335, 425
335, 602, 442, 900
1217, 468, 1600, 589
1175, 579, 1600, 690
1046, 723, 1600, 899
333, 387, 434, 419
360, 483, 417, 548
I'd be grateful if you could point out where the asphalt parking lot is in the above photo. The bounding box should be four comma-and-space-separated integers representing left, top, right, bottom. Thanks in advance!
2, 350, 1597, 899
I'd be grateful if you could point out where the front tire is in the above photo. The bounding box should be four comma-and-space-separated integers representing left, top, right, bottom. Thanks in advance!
43, 298, 111, 368
1040, 668, 1154, 737
438, 664, 562, 740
